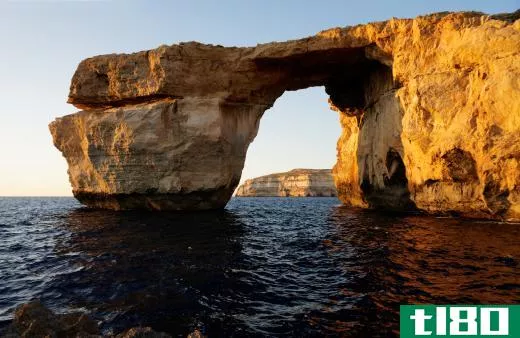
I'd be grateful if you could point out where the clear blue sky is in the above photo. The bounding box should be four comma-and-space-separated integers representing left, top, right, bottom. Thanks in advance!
0, 0, 517, 196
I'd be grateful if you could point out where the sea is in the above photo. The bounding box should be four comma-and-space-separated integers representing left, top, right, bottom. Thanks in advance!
0, 197, 518, 337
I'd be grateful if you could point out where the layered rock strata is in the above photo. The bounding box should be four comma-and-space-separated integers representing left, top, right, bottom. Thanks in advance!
50, 10, 520, 220
235, 169, 337, 197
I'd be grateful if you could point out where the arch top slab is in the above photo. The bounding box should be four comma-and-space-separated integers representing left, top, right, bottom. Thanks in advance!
51, 11, 520, 220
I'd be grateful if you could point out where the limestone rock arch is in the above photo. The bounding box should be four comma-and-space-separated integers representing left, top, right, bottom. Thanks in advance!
50, 11, 520, 221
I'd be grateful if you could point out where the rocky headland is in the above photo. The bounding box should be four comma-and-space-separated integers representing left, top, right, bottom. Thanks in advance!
50, 10, 520, 220
235, 169, 337, 197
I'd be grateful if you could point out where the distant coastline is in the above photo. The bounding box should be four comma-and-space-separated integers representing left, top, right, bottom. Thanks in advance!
235, 169, 337, 197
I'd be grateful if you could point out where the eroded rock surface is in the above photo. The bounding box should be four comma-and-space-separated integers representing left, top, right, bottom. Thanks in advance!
235, 169, 337, 197
4, 301, 174, 338
50, 98, 262, 210
50, 10, 520, 220
4, 300, 100, 337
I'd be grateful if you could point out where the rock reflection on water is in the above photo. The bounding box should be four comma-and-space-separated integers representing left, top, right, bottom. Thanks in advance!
52, 209, 245, 336
0, 197, 518, 337
325, 207, 520, 336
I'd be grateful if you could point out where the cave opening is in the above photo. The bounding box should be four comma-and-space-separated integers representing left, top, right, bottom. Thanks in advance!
385, 149, 408, 187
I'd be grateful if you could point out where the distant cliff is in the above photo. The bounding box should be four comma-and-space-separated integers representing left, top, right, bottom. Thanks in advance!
235, 169, 337, 197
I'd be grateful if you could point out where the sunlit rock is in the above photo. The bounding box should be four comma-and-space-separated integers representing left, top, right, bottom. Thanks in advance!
235, 169, 337, 197
50, 10, 520, 220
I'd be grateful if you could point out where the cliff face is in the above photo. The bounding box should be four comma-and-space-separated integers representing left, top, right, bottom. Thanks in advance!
235, 169, 337, 197
332, 11, 520, 221
50, 11, 520, 220
50, 98, 261, 210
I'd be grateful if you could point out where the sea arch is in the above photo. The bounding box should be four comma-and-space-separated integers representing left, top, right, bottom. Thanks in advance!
50, 12, 520, 220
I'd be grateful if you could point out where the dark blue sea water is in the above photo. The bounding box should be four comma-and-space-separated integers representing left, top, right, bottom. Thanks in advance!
0, 197, 518, 337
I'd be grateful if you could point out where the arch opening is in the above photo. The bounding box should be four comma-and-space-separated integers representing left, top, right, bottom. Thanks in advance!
238, 86, 341, 197
240, 54, 416, 210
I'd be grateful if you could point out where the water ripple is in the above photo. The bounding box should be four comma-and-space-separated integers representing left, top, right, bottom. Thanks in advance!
0, 197, 518, 337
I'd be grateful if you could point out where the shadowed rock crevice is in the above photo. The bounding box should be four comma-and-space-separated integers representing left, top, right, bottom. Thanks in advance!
483, 179, 511, 216
385, 149, 407, 187
441, 148, 479, 183
326, 60, 393, 114
335, 63, 416, 211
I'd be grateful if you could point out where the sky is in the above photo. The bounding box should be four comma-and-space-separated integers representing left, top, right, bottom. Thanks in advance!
0, 0, 517, 196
